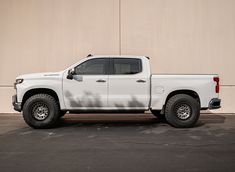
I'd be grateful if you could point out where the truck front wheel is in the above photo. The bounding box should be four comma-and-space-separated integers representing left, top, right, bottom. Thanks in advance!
165, 94, 200, 128
22, 94, 60, 129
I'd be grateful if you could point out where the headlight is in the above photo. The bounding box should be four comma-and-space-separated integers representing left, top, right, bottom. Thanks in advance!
16, 79, 24, 84
14, 79, 24, 89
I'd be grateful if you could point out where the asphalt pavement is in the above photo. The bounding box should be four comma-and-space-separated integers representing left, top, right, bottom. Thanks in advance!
0, 113, 235, 172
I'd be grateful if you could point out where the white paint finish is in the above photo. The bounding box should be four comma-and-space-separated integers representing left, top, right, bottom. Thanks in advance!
15, 71, 65, 109
108, 56, 151, 109
154, 86, 165, 94
5, 86, 234, 113
14, 56, 220, 112
150, 74, 219, 109
62, 74, 108, 109
108, 75, 150, 109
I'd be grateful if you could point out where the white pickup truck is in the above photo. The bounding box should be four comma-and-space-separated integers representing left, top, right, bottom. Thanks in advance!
13, 55, 221, 128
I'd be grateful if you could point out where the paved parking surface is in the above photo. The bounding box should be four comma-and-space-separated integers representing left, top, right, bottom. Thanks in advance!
0, 113, 235, 172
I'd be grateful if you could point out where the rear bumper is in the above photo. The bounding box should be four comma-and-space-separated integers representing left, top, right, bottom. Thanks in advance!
12, 95, 22, 112
208, 98, 221, 109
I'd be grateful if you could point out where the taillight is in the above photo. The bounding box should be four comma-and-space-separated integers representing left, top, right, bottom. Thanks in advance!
213, 77, 220, 93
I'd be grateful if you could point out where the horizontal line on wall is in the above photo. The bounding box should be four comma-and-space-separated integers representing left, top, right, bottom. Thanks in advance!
220, 85, 235, 87
0, 85, 13, 87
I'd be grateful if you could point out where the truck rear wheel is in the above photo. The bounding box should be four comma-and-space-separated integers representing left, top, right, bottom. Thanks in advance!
165, 94, 200, 128
22, 94, 60, 129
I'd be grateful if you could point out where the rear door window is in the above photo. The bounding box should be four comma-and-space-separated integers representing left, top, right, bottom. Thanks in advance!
112, 58, 142, 75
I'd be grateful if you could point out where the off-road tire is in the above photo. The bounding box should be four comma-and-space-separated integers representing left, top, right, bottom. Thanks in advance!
165, 94, 200, 128
22, 94, 60, 129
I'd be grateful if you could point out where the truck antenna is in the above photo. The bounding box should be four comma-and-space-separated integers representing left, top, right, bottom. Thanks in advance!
87, 54, 93, 57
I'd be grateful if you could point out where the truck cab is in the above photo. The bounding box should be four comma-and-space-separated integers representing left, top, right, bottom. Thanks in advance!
64, 56, 151, 111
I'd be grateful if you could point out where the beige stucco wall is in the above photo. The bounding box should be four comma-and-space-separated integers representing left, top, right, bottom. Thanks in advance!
0, 0, 234, 113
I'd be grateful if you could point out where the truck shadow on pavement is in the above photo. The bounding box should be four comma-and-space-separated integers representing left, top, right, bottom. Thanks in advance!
54, 113, 226, 128
0, 114, 227, 137
56, 114, 160, 128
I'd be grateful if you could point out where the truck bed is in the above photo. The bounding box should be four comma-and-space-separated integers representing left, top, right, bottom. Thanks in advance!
150, 74, 219, 110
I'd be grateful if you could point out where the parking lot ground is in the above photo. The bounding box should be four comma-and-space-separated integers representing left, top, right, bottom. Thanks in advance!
0, 113, 235, 172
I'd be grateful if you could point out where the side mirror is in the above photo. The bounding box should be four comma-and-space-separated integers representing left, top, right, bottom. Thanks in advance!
67, 68, 75, 80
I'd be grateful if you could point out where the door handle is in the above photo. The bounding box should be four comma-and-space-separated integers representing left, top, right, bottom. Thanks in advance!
136, 79, 146, 83
96, 79, 106, 83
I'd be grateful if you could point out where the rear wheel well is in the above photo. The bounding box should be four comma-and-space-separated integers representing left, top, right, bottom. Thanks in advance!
165, 90, 200, 108
22, 88, 60, 108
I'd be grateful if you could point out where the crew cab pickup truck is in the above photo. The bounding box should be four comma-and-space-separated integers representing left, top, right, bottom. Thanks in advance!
13, 55, 221, 128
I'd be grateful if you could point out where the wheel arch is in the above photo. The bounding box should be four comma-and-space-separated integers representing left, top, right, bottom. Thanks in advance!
22, 88, 60, 109
164, 89, 201, 108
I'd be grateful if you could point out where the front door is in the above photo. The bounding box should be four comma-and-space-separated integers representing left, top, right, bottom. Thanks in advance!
63, 58, 109, 110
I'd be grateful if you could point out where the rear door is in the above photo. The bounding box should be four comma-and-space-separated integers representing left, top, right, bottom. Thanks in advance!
108, 58, 150, 110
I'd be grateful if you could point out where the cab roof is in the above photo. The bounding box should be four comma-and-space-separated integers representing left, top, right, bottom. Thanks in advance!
86, 54, 148, 59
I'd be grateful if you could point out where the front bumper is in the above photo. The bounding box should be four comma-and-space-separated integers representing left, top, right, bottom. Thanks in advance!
209, 98, 221, 109
12, 95, 22, 112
